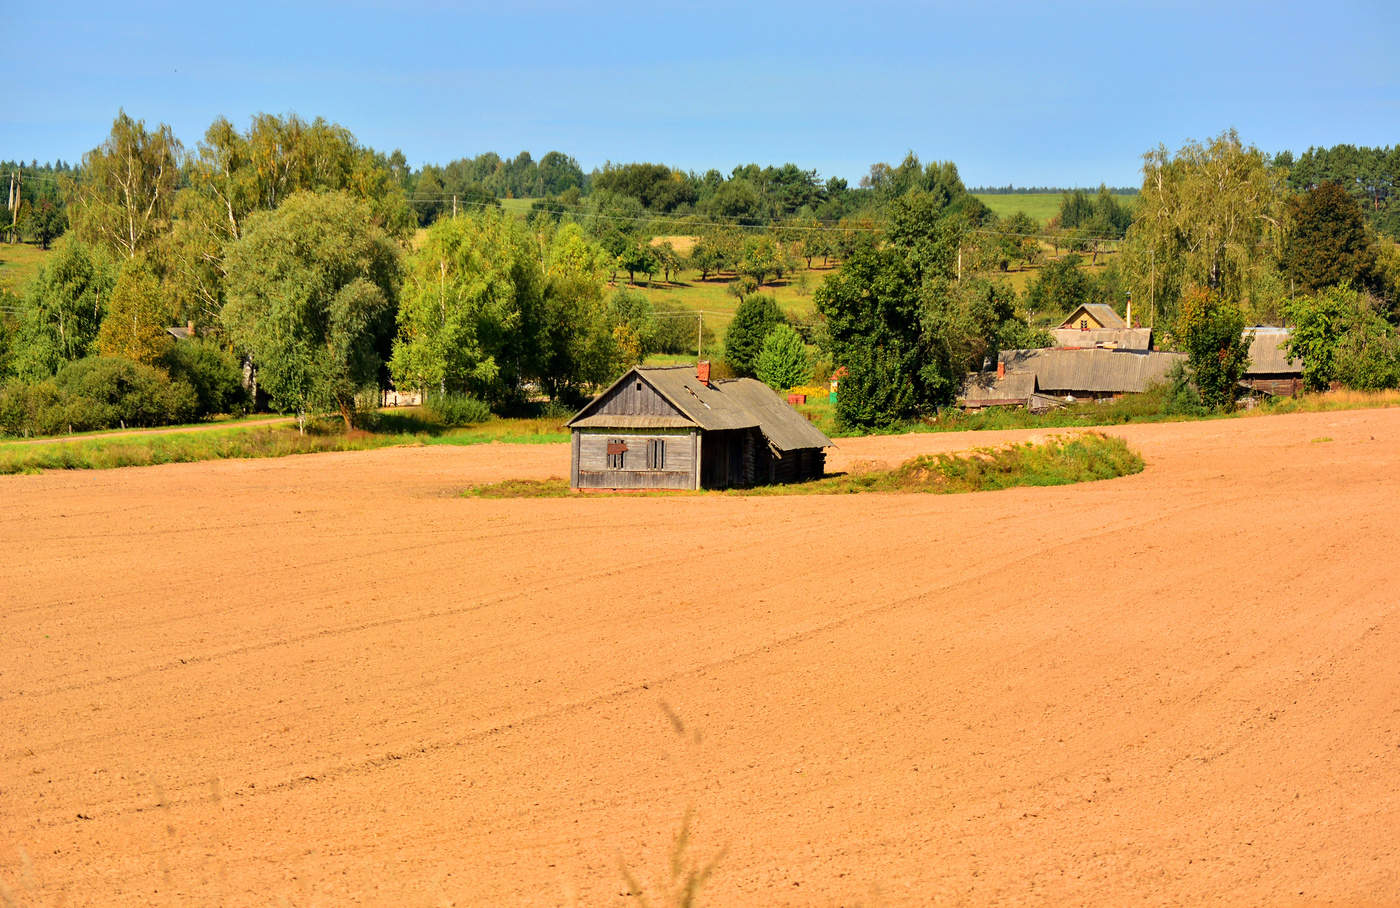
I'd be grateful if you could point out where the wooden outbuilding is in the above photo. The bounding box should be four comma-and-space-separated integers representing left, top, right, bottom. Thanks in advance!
567, 364, 832, 490
1241, 327, 1303, 396
993, 347, 1186, 403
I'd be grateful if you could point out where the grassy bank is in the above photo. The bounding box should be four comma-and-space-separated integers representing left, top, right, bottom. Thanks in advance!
464, 432, 1142, 498
793, 387, 1400, 440
0, 408, 568, 475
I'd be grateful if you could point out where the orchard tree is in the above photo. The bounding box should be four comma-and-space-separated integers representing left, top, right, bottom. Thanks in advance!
1024, 254, 1096, 319
1176, 286, 1251, 411
224, 191, 400, 431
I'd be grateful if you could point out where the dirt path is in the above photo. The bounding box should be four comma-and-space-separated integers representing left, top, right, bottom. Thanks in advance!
3, 410, 1399, 905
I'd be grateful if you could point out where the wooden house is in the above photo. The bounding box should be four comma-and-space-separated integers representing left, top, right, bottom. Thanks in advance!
1241, 327, 1303, 396
567, 364, 832, 490
1052, 304, 1152, 350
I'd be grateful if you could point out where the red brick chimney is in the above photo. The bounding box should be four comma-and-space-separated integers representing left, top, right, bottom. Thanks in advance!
697, 360, 711, 385
996, 360, 1006, 378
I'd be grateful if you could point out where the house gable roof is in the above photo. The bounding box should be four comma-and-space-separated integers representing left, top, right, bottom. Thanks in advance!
1060, 303, 1126, 330
569, 366, 832, 451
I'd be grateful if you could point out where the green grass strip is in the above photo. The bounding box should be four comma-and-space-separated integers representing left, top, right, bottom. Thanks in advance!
463, 432, 1143, 499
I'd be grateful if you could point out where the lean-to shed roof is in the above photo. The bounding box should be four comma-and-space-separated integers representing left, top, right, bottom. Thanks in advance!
1245, 328, 1302, 375
569, 366, 832, 451
999, 348, 1185, 394
960, 370, 1036, 403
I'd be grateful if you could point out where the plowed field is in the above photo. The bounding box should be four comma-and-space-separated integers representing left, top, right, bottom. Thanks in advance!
4, 409, 1399, 905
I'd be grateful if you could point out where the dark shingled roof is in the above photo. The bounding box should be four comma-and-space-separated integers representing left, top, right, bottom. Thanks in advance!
569, 366, 832, 452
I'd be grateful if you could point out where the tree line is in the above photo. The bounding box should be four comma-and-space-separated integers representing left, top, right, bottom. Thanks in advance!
3, 113, 1398, 437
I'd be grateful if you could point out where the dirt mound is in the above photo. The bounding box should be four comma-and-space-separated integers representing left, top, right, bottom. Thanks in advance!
4, 410, 1399, 905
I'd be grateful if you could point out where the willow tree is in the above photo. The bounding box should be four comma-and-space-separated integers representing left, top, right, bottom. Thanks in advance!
223, 191, 400, 431
1121, 130, 1286, 326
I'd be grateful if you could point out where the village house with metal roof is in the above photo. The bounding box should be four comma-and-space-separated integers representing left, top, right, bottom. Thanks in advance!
567, 363, 832, 491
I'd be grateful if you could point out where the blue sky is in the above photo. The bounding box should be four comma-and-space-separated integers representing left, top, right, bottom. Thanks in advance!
7, 0, 1398, 188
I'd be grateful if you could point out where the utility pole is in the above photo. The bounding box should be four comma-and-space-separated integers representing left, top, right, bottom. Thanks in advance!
452, 194, 457, 219
696, 311, 703, 360
8, 168, 19, 244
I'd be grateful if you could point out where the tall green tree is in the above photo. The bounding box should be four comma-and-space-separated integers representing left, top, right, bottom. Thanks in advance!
9, 240, 116, 379
223, 191, 400, 430
390, 209, 543, 408
96, 259, 173, 366
1282, 182, 1378, 293
537, 223, 619, 402
1122, 130, 1286, 323
723, 293, 786, 376
64, 111, 183, 261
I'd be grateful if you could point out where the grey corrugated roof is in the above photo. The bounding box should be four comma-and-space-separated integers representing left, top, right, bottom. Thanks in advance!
1061, 304, 1126, 330
999, 347, 1185, 394
1245, 328, 1301, 375
960, 370, 1035, 403
1051, 327, 1153, 350
569, 366, 832, 451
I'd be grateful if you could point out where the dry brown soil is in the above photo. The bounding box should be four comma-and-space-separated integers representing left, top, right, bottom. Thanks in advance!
3, 410, 1399, 906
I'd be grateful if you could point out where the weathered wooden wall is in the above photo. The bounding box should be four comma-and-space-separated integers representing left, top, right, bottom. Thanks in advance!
593, 376, 683, 418
1242, 376, 1302, 397
573, 429, 697, 490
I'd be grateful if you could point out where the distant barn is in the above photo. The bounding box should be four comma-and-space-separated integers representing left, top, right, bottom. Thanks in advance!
1241, 327, 1303, 397
567, 364, 832, 490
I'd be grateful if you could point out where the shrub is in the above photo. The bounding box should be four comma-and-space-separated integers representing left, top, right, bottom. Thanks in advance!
755, 324, 812, 391
161, 341, 249, 417
54, 356, 198, 429
425, 391, 492, 427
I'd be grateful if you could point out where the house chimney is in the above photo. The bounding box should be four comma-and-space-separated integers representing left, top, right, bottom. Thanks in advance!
996, 360, 1006, 378
697, 360, 711, 385
187, 320, 195, 338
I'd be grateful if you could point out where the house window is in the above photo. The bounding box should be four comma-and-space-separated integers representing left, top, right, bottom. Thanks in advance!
1080, 318, 1089, 330
607, 438, 627, 469
647, 438, 665, 470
